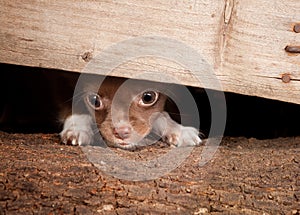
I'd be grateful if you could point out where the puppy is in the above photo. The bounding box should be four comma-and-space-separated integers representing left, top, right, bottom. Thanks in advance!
60, 76, 202, 149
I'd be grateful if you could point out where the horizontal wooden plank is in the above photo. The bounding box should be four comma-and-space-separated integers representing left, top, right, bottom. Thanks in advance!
0, 0, 299, 104
221, 0, 300, 104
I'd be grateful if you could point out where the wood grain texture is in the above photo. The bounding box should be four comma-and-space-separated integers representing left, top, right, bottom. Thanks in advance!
221, 0, 300, 103
0, 0, 299, 104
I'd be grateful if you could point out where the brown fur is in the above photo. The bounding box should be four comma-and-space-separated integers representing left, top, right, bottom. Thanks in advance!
60, 75, 201, 149
83, 77, 167, 148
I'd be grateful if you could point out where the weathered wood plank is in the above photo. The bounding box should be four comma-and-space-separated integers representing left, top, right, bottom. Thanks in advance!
221, 0, 300, 103
0, 0, 299, 104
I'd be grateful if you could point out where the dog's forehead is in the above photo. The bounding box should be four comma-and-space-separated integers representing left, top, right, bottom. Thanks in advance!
99, 78, 159, 97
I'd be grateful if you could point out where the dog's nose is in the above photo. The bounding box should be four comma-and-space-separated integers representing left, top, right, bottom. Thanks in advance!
113, 126, 131, 140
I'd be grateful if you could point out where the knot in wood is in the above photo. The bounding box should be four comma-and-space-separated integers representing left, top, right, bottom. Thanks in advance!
81, 51, 93, 62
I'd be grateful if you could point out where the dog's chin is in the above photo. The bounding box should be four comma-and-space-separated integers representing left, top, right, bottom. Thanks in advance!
101, 132, 150, 150
102, 138, 139, 150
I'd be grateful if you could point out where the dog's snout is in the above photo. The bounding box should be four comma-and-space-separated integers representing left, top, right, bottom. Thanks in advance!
113, 125, 132, 140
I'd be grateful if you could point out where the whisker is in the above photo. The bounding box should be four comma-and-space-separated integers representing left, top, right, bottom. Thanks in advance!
72, 92, 86, 102
148, 130, 163, 138
60, 91, 86, 106
166, 112, 194, 117
92, 123, 101, 133
198, 131, 206, 139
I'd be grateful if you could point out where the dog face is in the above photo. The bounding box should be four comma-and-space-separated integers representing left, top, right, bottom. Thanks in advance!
84, 77, 167, 149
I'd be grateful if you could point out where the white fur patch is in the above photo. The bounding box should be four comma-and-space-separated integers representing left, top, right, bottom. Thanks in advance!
153, 112, 202, 147
60, 114, 93, 146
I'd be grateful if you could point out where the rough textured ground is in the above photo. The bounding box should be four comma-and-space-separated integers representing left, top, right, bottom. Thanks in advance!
0, 131, 299, 215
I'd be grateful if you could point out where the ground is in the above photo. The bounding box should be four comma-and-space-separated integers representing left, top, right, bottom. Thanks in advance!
0, 131, 299, 214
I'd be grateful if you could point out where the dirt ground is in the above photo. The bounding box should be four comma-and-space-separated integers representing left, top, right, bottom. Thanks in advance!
0, 131, 299, 215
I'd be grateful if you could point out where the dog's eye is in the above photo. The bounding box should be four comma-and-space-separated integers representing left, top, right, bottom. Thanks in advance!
139, 91, 159, 106
86, 93, 103, 110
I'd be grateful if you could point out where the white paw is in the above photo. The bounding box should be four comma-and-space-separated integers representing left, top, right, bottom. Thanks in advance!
60, 128, 93, 146
60, 114, 93, 146
177, 126, 202, 147
164, 126, 202, 147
